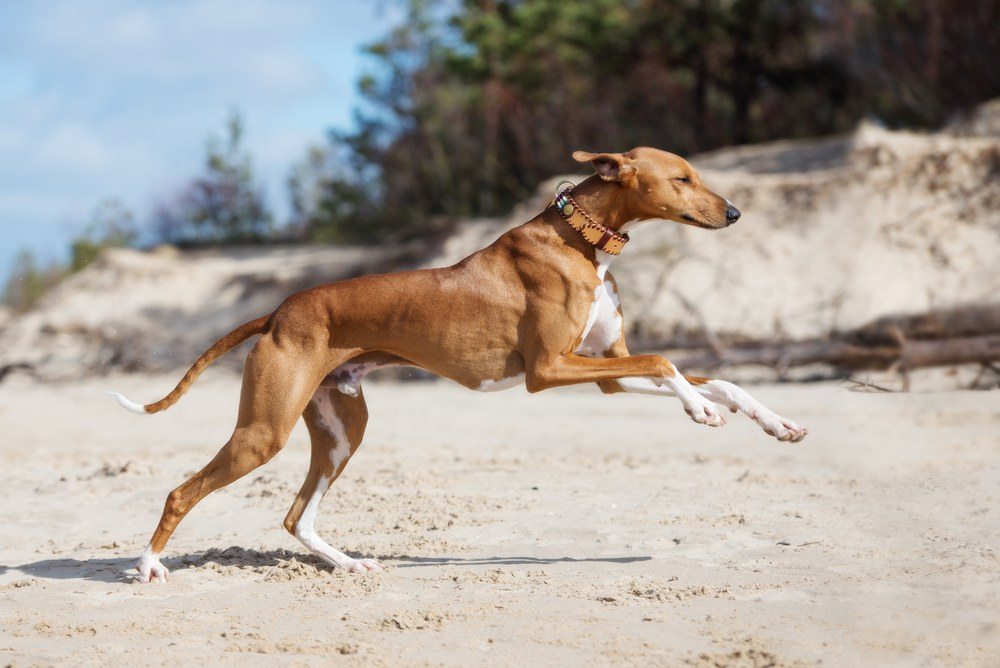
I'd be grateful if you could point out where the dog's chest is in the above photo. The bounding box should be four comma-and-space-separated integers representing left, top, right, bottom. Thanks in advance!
574, 268, 622, 357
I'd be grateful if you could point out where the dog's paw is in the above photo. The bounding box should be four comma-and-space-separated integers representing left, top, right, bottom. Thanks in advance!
754, 411, 808, 443
343, 558, 383, 573
683, 396, 726, 427
135, 548, 168, 583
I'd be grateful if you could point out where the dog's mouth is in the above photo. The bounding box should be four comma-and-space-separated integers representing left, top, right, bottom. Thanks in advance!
679, 213, 723, 230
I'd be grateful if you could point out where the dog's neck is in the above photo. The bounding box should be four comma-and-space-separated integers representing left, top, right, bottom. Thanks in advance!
563, 176, 637, 231
550, 176, 643, 256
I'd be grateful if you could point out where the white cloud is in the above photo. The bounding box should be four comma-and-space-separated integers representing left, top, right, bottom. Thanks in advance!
108, 9, 160, 45
248, 51, 325, 93
35, 124, 111, 170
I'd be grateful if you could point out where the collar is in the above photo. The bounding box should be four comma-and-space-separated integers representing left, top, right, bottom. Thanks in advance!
553, 186, 629, 255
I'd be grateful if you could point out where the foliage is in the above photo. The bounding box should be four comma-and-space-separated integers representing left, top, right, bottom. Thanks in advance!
2, 114, 272, 309
1, 250, 66, 312
69, 199, 138, 272
298, 0, 1000, 243
2, 201, 139, 311
287, 144, 370, 244
154, 112, 274, 245
849, 0, 1000, 128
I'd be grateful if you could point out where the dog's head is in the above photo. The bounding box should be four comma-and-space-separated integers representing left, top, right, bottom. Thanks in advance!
572, 147, 740, 229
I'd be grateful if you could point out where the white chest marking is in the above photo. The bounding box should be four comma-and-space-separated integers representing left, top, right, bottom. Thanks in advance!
575, 255, 622, 357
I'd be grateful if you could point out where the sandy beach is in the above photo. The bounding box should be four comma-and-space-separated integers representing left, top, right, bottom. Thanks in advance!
0, 371, 996, 666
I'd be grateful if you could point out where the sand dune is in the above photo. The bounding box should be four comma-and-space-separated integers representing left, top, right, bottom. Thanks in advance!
2, 118, 997, 379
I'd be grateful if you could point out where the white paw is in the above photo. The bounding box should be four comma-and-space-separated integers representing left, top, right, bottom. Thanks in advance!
135, 548, 168, 583
753, 410, 808, 443
343, 558, 383, 573
683, 395, 726, 427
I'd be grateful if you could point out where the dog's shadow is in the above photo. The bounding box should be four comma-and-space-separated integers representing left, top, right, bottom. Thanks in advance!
0, 547, 652, 584
0, 547, 336, 584
0, 557, 137, 584
392, 555, 652, 568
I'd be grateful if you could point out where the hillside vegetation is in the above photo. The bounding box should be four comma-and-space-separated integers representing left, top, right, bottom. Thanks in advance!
0, 114, 997, 380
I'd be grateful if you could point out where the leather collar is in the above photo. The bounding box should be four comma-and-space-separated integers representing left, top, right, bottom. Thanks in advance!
553, 187, 629, 255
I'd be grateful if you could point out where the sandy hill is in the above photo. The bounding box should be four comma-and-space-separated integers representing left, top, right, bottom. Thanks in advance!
1, 117, 997, 379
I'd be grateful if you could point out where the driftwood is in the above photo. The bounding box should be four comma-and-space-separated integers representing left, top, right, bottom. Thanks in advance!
0, 363, 35, 383
673, 334, 1000, 372
666, 305, 1000, 381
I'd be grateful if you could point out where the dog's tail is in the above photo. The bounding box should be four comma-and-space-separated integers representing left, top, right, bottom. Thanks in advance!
108, 315, 270, 415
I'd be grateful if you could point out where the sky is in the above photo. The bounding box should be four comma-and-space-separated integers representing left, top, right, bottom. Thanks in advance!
0, 0, 399, 284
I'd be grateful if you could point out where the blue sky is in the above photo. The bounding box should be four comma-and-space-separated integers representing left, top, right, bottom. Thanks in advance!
0, 0, 399, 284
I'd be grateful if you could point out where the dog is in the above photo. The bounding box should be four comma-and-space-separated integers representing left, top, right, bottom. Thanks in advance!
111, 147, 807, 583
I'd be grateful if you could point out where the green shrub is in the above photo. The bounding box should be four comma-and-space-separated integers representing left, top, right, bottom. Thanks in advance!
2, 250, 65, 312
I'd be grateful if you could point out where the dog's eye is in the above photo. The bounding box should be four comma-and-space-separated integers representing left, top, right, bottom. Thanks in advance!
675, 176, 690, 184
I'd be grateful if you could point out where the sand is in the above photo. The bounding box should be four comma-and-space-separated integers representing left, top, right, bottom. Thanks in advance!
1, 371, 997, 666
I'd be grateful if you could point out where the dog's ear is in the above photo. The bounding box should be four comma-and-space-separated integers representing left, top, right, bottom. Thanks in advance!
572, 151, 636, 182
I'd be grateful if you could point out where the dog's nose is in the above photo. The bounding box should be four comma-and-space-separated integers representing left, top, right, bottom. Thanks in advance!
725, 205, 741, 224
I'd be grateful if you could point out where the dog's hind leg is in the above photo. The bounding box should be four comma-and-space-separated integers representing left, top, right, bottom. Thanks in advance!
283, 385, 381, 572
135, 341, 327, 583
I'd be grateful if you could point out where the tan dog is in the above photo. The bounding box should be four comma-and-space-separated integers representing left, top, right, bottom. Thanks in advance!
112, 147, 807, 583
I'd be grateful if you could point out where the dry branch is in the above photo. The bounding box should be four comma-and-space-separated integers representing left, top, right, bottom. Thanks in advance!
666, 304, 1000, 374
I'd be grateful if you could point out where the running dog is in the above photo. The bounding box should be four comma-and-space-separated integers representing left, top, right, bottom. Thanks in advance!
112, 147, 808, 583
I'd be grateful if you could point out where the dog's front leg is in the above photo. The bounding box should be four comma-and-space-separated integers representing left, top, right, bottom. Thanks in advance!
594, 340, 805, 439
525, 352, 726, 427
684, 376, 807, 442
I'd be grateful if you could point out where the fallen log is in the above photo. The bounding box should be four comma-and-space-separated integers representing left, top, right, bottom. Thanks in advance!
0, 362, 36, 383
850, 304, 1000, 344
662, 304, 1000, 377
900, 335, 1000, 369
672, 334, 1000, 373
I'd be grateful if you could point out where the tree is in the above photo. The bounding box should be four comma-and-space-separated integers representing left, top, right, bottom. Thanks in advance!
70, 199, 138, 272
286, 143, 375, 243
297, 0, 1000, 244
1, 250, 65, 312
847, 0, 1000, 128
154, 112, 273, 245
